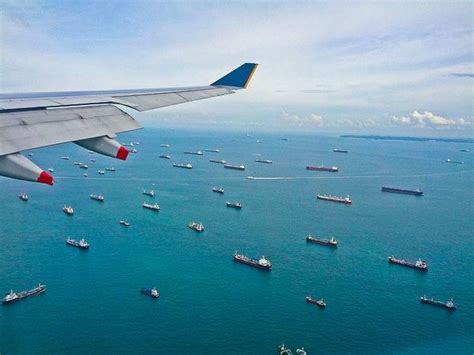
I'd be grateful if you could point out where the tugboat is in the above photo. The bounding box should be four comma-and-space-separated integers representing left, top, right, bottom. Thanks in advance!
420, 295, 456, 310
306, 296, 326, 308
212, 187, 225, 194
226, 201, 242, 209
119, 220, 130, 227
210, 159, 227, 164
66, 238, 90, 249
63, 205, 74, 215
141, 287, 160, 298
19, 193, 29, 201
173, 163, 193, 169
233, 251, 272, 270
2, 284, 46, 305
317, 194, 352, 204
89, 194, 105, 202
143, 190, 155, 197
277, 344, 294, 355
306, 235, 338, 247
143, 202, 160, 211
224, 164, 245, 171
160, 154, 171, 159
388, 256, 428, 271
188, 222, 204, 232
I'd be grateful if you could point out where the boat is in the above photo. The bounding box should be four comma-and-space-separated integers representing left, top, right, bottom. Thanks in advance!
119, 220, 130, 227
130, 148, 138, 153
281, 138, 289, 141
90, 194, 105, 202
184, 151, 203, 155
61, 156, 70, 160
277, 344, 294, 355
306, 235, 338, 247
63, 205, 74, 215
188, 222, 204, 232
143, 202, 160, 211
48, 168, 54, 173
296, 348, 307, 355
27, 153, 33, 157
420, 295, 455, 310
226, 201, 242, 209
143, 190, 155, 197
446, 159, 464, 164
173, 163, 193, 169
212, 187, 224, 194
160, 154, 171, 159
160, 144, 170, 148
381, 187, 423, 196
224, 164, 245, 171
19, 193, 29, 201
306, 296, 326, 308
90, 158, 96, 162
83, 173, 88, 177
97, 170, 105, 175
79, 164, 88, 169
73, 161, 82, 165
210, 159, 227, 164
141, 287, 160, 298
255, 159, 273, 164
388, 255, 428, 271
2, 284, 46, 305
333, 149, 348, 153
205, 149, 220, 153
317, 194, 352, 204
233, 251, 272, 270
459, 149, 469, 152
66, 237, 90, 249
105, 167, 115, 172
306, 165, 338, 172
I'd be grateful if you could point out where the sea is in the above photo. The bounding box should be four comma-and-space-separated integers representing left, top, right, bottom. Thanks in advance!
0, 128, 472, 354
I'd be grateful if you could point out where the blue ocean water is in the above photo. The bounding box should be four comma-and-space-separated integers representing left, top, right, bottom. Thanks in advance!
0, 129, 472, 354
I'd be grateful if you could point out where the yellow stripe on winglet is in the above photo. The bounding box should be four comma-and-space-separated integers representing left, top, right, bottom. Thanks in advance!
244, 64, 259, 89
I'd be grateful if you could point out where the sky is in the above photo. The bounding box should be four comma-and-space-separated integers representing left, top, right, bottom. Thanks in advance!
1, 0, 473, 136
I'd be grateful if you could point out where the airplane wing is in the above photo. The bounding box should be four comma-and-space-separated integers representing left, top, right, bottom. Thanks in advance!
0, 63, 258, 185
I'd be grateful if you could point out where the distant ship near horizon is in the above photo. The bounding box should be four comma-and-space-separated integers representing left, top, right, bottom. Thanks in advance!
306, 165, 338, 172
381, 187, 423, 196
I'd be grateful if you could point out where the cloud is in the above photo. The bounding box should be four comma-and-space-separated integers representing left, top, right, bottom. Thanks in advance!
281, 111, 323, 127
391, 111, 472, 129
449, 73, 474, 78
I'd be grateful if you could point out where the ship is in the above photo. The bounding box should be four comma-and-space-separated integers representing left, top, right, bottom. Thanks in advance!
459, 149, 469, 152
210, 159, 227, 164
141, 287, 160, 298
306, 235, 338, 247
306, 165, 338, 172
381, 187, 423, 196
224, 164, 245, 171
2, 284, 46, 305
160, 154, 171, 159
63, 205, 74, 215
90, 194, 105, 202
79, 164, 88, 169
160, 144, 170, 148
105, 167, 115, 172
90, 158, 96, 162
173, 163, 193, 169
233, 251, 272, 270
143, 190, 155, 197
277, 344, 294, 355
61, 156, 70, 160
255, 159, 273, 164
98, 170, 105, 175
446, 159, 464, 164
143, 202, 160, 211
306, 296, 326, 308
420, 295, 455, 310
119, 220, 130, 227
205, 149, 220, 153
317, 194, 352, 204
66, 237, 90, 249
130, 148, 138, 154
188, 222, 204, 232
226, 201, 242, 209
333, 149, 348, 153
19, 193, 29, 201
388, 255, 428, 270
212, 187, 224, 194
48, 168, 54, 173
83, 173, 88, 177
184, 151, 203, 155
73, 161, 82, 165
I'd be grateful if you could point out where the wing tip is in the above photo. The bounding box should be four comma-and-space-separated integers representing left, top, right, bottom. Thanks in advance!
211, 63, 259, 89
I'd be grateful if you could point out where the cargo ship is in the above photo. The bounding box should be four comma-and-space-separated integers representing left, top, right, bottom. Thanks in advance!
160, 144, 170, 148
90, 194, 105, 202
188, 222, 204, 232
212, 187, 224, 194
388, 255, 428, 270
184, 151, 203, 155
210, 159, 227, 164
305, 296, 326, 308
79, 164, 88, 169
333, 149, 348, 153
143, 190, 155, 197
226, 201, 242, 209
173, 163, 193, 169
2, 284, 46, 305
459, 149, 469, 152
317, 194, 352, 204
141, 287, 160, 298
63, 205, 74, 215
143, 202, 160, 211
160, 154, 171, 159
205, 149, 220, 153
381, 187, 423, 196
61, 156, 70, 160
224, 164, 245, 171
306, 165, 338, 172
66, 238, 90, 249
306, 235, 338, 247
105, 167, 115, 172
19, 193, 29, 201
233, 251, 272, 270
446, 159, 464, 164
420, 295, 455, 310
255, 159, 273, 164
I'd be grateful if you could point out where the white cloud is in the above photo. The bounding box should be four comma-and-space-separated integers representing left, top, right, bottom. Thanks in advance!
281, 111, 323, 127
391, 111, 472, 129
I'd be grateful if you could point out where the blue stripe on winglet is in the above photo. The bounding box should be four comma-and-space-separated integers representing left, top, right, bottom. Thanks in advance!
211, 63, 258, 88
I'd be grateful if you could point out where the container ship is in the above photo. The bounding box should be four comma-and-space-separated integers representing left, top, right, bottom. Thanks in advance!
173, 163, 193, 169
184, 151, 203, 155
90, 194, 105, 202
316, 194, 352, 204
420, 295, 455, 310
210, 159, 227, 164
333, 149, 348, 153
306, 166, 338, 172
388, 255, 428, 270
381, 187, 423, 196
2, 284, 46, 304
143, 202, 160, 211
224, 164, 245, 171
141, 287, 160, 298
233, 251, 272, 270
306, 235, 338, 247
66, 238, 90, 249
305, 296, 326, 308
255, 159, 273, 164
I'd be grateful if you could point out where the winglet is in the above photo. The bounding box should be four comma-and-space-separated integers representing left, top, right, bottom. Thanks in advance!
211, 63, 258, 89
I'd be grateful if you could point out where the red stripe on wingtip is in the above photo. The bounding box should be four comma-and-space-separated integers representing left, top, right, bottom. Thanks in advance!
116, 146, 129, 160
37, 171, 53, 186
